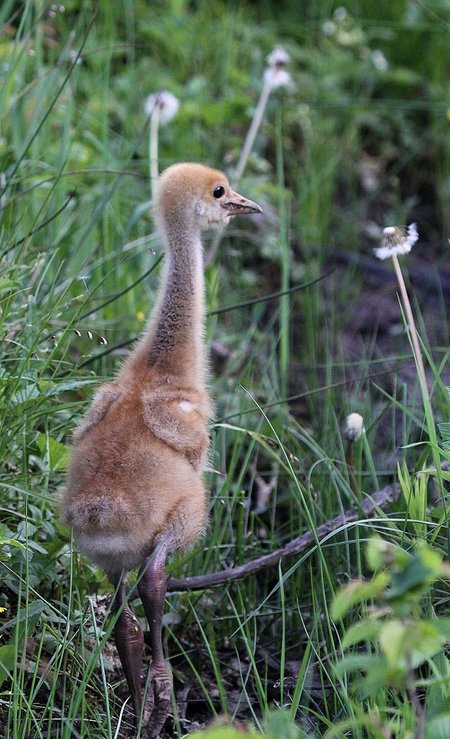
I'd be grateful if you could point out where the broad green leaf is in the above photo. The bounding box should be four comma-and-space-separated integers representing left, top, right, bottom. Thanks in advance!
438, 421, 450, 454
380, 620, 443, 669
359, 662, 405, 699
425, 714, 450, 739
434, 618, 450, 641
331, 572, 389, 620
38, 378, 99, 397
0, 537, 26, 550
10, 385, 40, 406
388, 549, 442, 600
1, 600, 47, 632
366, 535, 410, 572
0, 645, 15, 688
379, 620, 406, 667
264, 709, 307, 739
190, 727, 259, 738
419, 545, 444, 576
341, 618, 382, 650
409, 622, 445, 668
333, 653, 384, 676
37, 434, 71, 471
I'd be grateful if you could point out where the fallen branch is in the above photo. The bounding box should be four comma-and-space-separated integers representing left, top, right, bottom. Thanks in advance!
167, 484, 400, 592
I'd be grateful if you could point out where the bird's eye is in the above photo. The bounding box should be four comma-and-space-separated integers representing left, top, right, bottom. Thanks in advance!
213, 185, 225, 199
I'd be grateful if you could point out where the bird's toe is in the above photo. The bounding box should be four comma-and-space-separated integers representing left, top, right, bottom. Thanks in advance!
142, 667, 172, 738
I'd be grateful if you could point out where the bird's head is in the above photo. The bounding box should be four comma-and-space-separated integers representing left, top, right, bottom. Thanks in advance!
155, 163, 262, 232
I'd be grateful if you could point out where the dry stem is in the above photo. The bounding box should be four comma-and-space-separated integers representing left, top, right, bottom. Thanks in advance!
391, 254, 431, 410
167, 483, 400, 592
149, 105, 160, 197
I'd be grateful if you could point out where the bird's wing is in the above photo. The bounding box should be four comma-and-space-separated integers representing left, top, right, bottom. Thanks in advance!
142, 392, 209, 471
72, 383, 122, 442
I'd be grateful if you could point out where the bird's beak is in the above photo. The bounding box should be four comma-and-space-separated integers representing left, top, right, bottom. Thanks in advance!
221, 190, 263, 216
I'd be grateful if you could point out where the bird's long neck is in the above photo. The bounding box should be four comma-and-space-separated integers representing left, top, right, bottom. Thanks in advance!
137, 214, 206, 387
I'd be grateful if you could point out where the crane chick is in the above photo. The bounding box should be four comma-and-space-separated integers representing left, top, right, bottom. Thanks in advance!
61, 163, 262, 738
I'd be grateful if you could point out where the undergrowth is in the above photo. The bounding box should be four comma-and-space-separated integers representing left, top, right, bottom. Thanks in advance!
0, 1, 449, 738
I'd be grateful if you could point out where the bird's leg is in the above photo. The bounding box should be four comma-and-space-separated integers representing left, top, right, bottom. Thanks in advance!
111, 574, 144, 723
137, 543, 172, 738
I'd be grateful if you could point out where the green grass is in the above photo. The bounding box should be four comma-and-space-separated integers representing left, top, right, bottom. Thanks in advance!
0, 1, 449, 737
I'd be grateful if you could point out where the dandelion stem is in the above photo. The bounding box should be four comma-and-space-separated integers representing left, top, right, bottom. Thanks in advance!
149, 105, 160, 198
204, 77, 274, 267
234, 76, 273, 184
345, 439, 361, 501
391, 254, 431, 411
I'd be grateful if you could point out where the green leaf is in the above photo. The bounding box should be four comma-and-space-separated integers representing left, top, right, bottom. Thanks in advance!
333, 653, 385, 677
388, 547, 442, 599
1, 600, 47, 632
0, 645, 15, 688
0, 537, 26, 550
434, 618, 450, 642
438, 422, 450, 454
366, 535, 410, 572
38, 378, 99, 397
335, 654, 406, 697
379, 620, 444, 670
408, 622, 445, 668
379, 620, 406, 667
10, 385, 40, 406
331, 572, 389, 620
359, 662, 405, 699
341, 618, 383, 650
189, 727, 258, 738
264, 709, 307, 739
425, 714, 450, 739
37, 434, 71, 471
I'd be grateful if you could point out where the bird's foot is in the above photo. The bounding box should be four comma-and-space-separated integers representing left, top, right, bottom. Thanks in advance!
141, 664, 173, 739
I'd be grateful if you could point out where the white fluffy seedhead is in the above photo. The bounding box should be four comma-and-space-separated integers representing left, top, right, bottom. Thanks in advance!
345, 413, 364, 441
145, 91, 180, 124
374, 223, 419, 260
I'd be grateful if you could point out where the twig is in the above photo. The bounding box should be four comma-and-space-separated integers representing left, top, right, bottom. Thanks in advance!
167, 483, 400, 592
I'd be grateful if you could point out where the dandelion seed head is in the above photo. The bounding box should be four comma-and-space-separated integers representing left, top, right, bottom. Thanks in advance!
374, 223, 419, 260
69, 49, 83, 65
322, 20, 336, 36
345, 413, 364, 441
371, 49, 388, 71
263, 67, 292, 89
266, 45, 290, 68
144, 91, 179, 123
334, 6, 348, 21
264, 45, 292, 90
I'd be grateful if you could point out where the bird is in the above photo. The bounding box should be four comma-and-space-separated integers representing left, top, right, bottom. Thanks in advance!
60, 162, 262, 738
